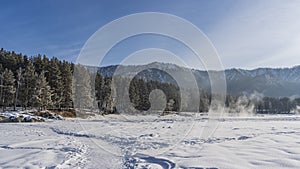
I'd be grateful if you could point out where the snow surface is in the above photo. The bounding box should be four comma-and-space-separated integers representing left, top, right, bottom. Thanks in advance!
1, 114, 300, 168
0, 110, 63, 122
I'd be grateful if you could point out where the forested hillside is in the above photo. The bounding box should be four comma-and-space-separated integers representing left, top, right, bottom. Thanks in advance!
0, 48, 73, 111
1, 48, 299, 114
0, 49, 111, 113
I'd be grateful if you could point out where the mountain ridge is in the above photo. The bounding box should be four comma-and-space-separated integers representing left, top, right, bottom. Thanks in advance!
94, 62, 300, 97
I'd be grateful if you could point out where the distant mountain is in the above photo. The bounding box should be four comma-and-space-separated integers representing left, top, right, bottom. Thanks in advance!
224, 66, 300, 97
95, 62, 300, 97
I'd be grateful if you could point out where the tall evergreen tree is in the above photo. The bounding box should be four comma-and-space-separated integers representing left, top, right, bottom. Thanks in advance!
102, 77, 116, 113
95, 72, 103, 109
22, 60, 36, 109
129, 78, 141, 110
14, 67, 23, 110
0, 65, 3, 108
60, 61, 73, 109
2, 68, 16, 111
33, 71, 52, 110
73, 64, 93, 109
33, 54, 44, 74
48, 58, 63, 109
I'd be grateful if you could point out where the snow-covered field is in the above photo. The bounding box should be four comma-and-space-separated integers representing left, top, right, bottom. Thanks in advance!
1, 113, 300, 169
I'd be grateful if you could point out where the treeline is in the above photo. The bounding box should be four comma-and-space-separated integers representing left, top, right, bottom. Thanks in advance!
226, 95, 300, 114
74, 67, 185, 114
71, 64, 210, 114
0, 48, 73, 111
93, 73, 211, 114
0, 49, 122, 113
255, 97, 300, 114
1, 48, 299, 114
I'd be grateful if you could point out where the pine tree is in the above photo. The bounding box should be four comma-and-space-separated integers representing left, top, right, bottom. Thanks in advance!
33, 71, 52, 110
95, 72, 103, 110
22, 60, 36, 109
89, 71, 97, 110
73, 64, 93, 110
129, 78, 141, 110
0, 65, 3, 108
48, 58, 63, 109
199, 91, 210, 112
102, 77, 116, 113
60, 61, 73, 109
137, 79, 150, 111
33, 54, 44, 74
2, 68, 16, 111
14, 67, 23, 110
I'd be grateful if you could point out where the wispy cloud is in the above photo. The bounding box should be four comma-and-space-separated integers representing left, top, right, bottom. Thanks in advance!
45, 42, 83, 62
2, 0, 299, 69
208, 0, 300, 69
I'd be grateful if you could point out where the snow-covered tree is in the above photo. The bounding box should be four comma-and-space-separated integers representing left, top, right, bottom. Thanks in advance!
14, 67, 23, 110
21, 60, 37, 109
2, 68, 16, 111
60, 61, 73, 109
33, 71, 52, 110
48, 58, 63, 109
73, 64, 93, 110
0, 63, 3, 107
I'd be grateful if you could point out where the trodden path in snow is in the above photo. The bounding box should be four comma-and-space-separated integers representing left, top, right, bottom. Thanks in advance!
0, 114, 300, 168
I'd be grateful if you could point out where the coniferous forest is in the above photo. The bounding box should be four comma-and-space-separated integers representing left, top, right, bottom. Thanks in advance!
0, 48, 299, 115
0, 48, 73, 111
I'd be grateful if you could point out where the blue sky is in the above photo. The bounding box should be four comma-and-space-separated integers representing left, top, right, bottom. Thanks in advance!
1, 0, 300, 69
